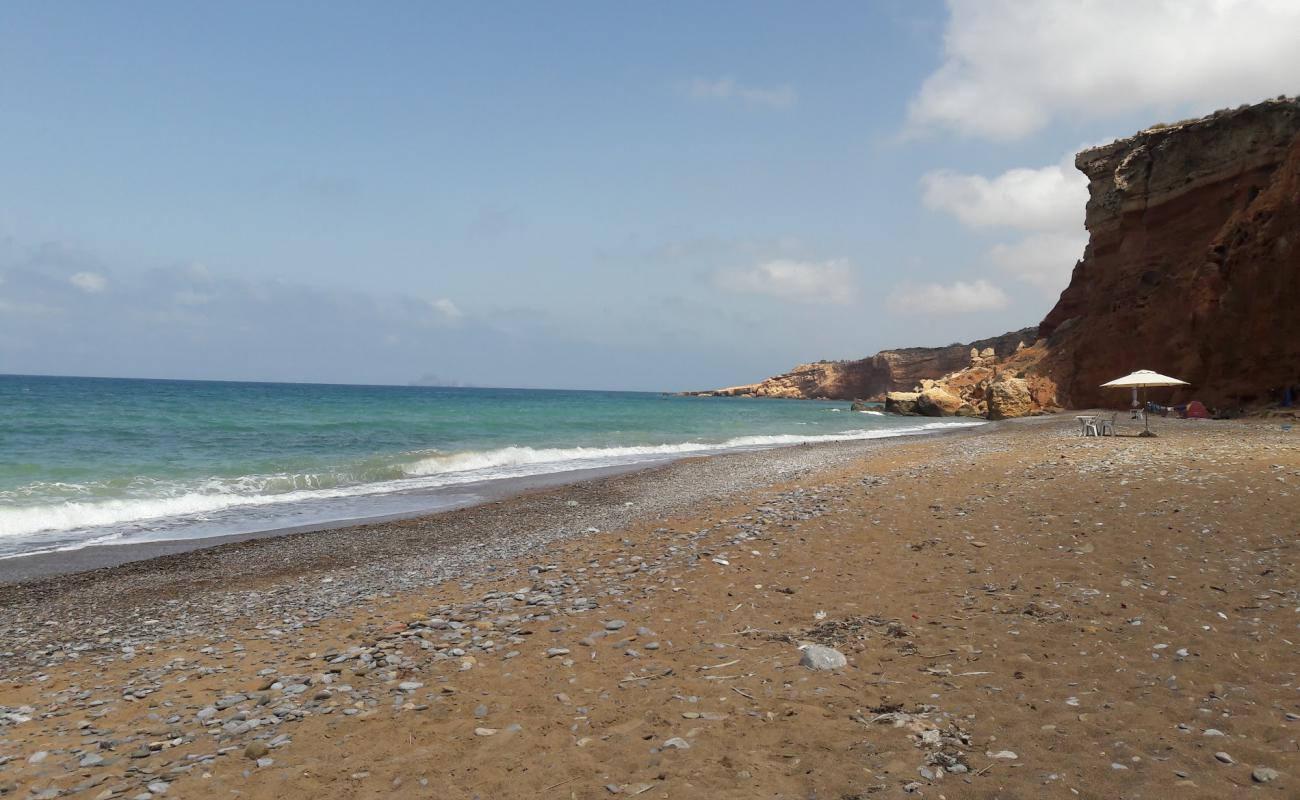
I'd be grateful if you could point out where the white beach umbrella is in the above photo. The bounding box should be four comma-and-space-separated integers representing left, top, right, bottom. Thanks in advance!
1100, 369, 1190, 436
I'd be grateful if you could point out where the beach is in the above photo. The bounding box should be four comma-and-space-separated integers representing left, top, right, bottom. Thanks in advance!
2, 415, 1297, 798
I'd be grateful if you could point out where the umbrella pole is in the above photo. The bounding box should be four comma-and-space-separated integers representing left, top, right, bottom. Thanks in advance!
1141, 386, 1155, 437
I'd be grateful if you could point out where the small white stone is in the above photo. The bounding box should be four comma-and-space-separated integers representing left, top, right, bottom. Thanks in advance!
798, 644, 847, 671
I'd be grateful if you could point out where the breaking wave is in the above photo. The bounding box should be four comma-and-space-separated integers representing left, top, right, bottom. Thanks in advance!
0, 420, 981, 547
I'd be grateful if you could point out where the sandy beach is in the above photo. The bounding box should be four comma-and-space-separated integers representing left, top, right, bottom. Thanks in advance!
2, 415, 1297, 799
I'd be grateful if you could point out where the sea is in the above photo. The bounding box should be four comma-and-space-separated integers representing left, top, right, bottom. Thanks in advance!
0, 374, 981, 560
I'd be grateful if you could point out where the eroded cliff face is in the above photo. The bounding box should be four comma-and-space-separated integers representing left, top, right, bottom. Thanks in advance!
1039, 97, 1300, 409
698, 328, 1036, 400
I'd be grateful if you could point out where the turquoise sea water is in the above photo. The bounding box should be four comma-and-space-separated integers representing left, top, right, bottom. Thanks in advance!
0, 375, 980, 558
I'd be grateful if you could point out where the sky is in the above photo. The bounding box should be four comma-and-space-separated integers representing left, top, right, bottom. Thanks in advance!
2, 0, 1298, 390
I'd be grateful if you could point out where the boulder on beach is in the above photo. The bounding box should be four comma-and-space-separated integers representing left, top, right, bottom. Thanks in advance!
987, 376, 1034, 420
916, 386, 971, 417
884, 391, 921, 415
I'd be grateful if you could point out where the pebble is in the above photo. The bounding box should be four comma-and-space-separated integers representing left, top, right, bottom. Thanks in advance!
474, 727, 498, 736
604, 620, 627, 631
798, 644, 847, 671
215, 694, 246, 709
1252, 767, 1281, 783
1214, 752, 1235, 764
244, 742, 269, 760
989, 750, 1018, 760
545, 648, 571, 657
662, 737, 691, 750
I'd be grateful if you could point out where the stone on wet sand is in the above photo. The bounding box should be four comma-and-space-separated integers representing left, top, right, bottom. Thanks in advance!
1252, 767, 1281, 783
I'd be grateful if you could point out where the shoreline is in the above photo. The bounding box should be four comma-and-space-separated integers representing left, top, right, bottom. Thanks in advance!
0, 460, 663, 584
0, 420, 986, 586
0, 421, 998, 668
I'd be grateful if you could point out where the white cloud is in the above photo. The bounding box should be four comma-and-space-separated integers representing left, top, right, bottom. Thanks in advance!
715, 259, 855, 304
922, 155, 1088, 293
430, 297, 463, 321
909, 0, 1300, 140
69, 271, 107, 293
921, 156, 1087, 232
888, 279, 1009, 315
686, 78, 796, 109
987, 233, 1087, 290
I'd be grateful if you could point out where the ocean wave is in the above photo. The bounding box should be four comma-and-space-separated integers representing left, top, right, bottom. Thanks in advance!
0, 420, 981, 541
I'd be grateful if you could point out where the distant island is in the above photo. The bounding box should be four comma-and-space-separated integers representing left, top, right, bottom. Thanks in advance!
408, 374, 479, 388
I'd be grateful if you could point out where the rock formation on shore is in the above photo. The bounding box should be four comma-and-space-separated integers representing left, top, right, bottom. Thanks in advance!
696, 96, 1300, 418
692, 328, 1036, 401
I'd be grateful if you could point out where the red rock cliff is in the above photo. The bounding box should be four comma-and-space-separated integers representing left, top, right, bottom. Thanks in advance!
1039, 98, 1300, 409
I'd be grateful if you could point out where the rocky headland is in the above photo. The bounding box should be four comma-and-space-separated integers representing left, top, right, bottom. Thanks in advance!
690, 327, 1036, 401
697, 96, 1300, 420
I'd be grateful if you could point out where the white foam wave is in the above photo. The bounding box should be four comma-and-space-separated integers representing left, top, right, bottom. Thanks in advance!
0, 420, 981, 543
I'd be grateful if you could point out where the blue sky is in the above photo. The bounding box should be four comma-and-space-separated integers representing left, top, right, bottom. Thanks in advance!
3, 1, 1297, 389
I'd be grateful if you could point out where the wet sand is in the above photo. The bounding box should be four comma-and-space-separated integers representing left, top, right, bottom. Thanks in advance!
2, 415, 1297, 799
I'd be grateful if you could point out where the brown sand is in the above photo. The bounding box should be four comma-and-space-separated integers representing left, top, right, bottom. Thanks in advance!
2, 416, 1298, 799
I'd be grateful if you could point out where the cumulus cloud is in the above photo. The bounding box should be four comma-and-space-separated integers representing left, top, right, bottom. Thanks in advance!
69, 271, 107, 293
685, 78, 796, 109
920, 156, 1087, 232
921, 154, 1088, 292
715, 259, 855, 304
987, 233, 1087, 290
909, 0, 1300, 140
888, 279, 1009, 315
